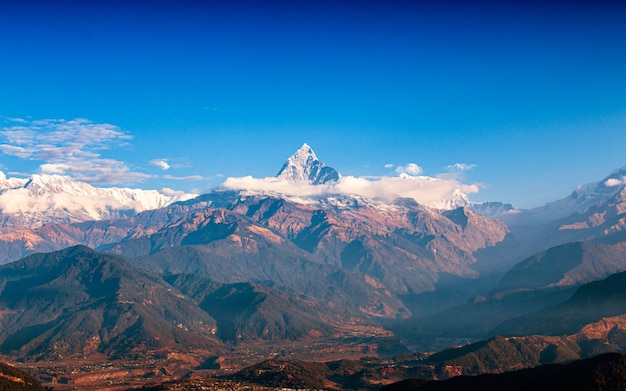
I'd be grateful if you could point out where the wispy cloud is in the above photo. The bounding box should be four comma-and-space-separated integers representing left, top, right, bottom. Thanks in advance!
150, 159, 171, 170
446, 163, 477, 172
7, 117, 27, 124
163, 174, 206, 181
384, 163, 395, 169
0, 118, 149, 184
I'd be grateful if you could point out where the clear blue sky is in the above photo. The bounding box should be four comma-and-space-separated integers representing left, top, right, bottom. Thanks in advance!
1, 1, 625, 208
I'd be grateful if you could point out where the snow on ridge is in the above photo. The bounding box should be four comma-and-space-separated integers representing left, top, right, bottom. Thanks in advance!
0, 171, 197, 230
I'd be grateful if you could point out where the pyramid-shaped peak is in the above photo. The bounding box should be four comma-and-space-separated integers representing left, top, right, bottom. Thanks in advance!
299, 142, 314, 152
276, 143, 341, 184
289, 143, 317, 162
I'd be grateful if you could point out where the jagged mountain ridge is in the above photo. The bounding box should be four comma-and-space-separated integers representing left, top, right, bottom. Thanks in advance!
0, 143, 480, 236
0, 190, 509, 339
1, 146, 626, 351
0, 171, 196, 232
102, 193, 507, 294
0, 144, 624, 239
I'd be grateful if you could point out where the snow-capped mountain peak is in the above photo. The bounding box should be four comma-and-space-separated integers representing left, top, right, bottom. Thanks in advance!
276, 143, 341, 184
0, 171, 197, 231
0, 171, 28, 189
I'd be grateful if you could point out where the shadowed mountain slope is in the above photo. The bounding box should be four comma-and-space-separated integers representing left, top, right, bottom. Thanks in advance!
0, 361, 43, 391
491, 270, 626, 337
0, 246, 220, 361
165, 274, 365, 342
494, 241, 626, 294
382, 352, 626, 391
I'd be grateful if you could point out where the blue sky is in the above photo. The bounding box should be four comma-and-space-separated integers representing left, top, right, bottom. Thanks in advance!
1, 1, 625, 208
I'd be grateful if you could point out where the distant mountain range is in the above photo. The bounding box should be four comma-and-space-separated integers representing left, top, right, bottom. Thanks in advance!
0, 144, 482, 236
0, 144, 624, 237
499, 165, 626, 225
0, 171, 195, 231
1, 144, 626, 387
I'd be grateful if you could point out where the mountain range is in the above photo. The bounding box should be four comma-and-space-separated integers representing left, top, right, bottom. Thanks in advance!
1, 144, 626, 388
0, 171, 195, 232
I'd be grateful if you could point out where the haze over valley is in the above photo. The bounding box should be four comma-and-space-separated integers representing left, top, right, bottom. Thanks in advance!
0, 143, 626, 389
1, 1, 626, 390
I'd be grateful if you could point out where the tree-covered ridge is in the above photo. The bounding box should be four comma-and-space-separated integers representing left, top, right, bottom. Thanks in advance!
0, 362, 43, 391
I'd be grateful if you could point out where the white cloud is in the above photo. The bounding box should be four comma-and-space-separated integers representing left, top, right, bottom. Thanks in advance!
384, 163, 395, 169
0, 118, 147, 184
163, 174, 205, 181
221, 173, 479, 209
395, 163, 423, 176
40, 159, 151, 183
150, 159, 171, 170
160, 187, 198, 197
0, 144, 33, 158
605, 177, 626, 187
447, 163, 477, 171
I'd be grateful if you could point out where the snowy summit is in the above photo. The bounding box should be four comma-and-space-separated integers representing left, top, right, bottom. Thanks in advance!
276, 143, 341, 184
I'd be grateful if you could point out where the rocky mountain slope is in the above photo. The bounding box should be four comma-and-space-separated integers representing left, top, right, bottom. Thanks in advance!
1, 144, 626, 377
0, 188, 509, 322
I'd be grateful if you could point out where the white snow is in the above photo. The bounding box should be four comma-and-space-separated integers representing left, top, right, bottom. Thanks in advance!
0, 171, 197, 230
276, 143, 341, 184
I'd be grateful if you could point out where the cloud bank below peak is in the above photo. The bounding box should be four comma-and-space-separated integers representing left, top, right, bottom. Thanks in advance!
221, 172, 480, 209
